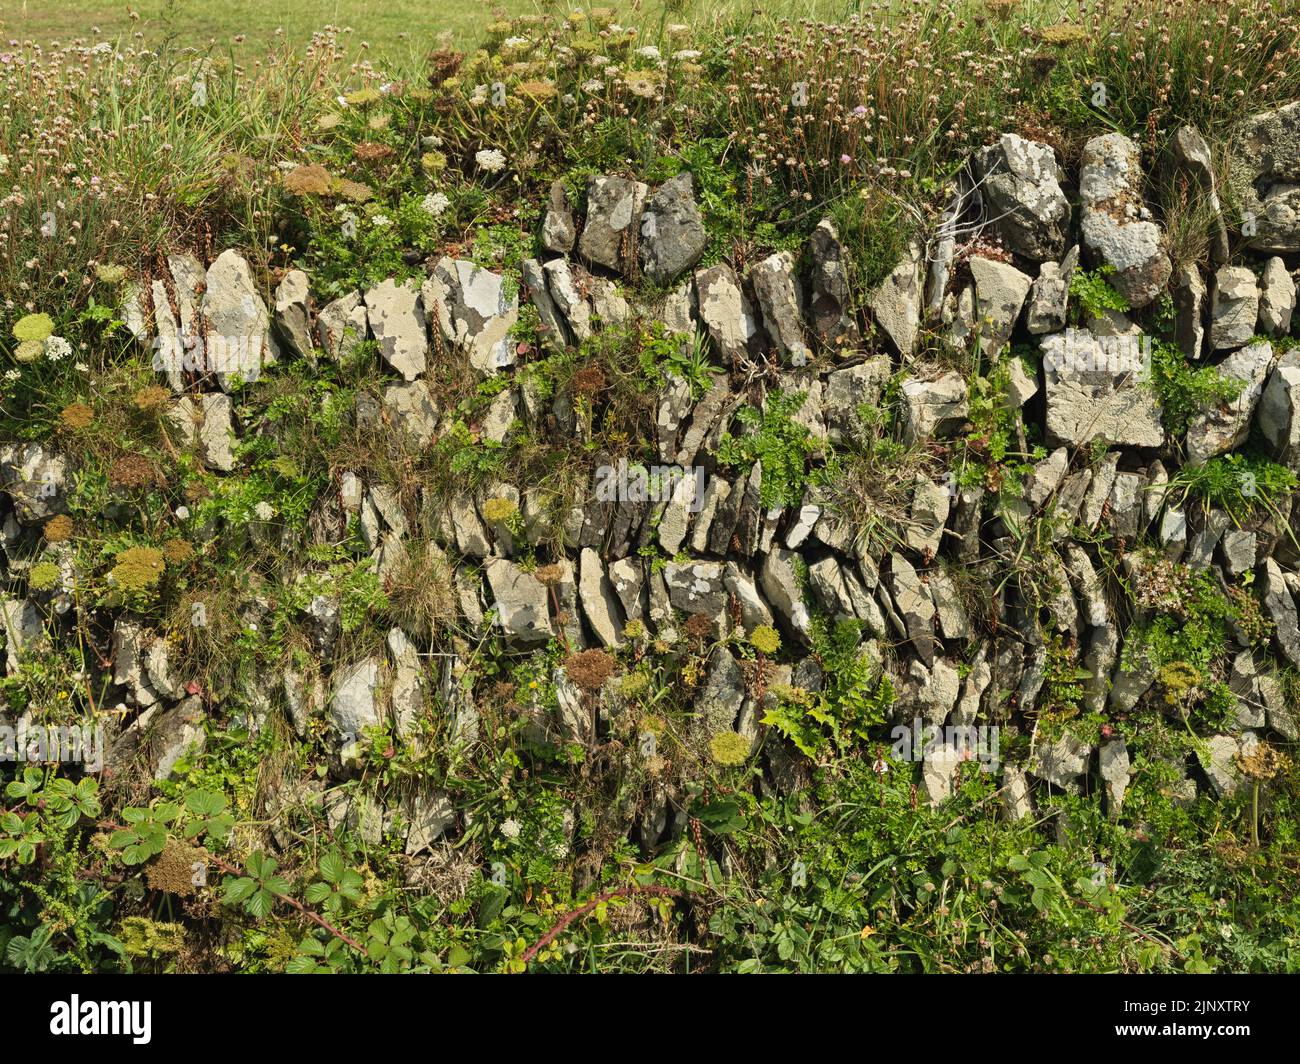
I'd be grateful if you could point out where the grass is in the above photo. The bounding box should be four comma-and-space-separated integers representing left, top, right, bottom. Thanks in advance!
0, 0, 849, 53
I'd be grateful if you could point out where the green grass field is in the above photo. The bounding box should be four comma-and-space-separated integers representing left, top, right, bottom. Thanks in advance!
0, 0, 832, 54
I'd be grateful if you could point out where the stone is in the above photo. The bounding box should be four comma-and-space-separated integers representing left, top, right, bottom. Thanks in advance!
905, 474, 950, 556
168, 394, 236, 473
1258, 351, 1300, 469
402, 791, 455, 855
425, 258, 518, 374
1025, 246, 1078, 334
579, 174, 648, 273
386, 628, 426, 741
1173, 266, 1207, 360
541, 257, 592, 343
922, 741, 965, 806
1099, 739, 1131, 813
316, 290, 368, 362
750, 251, 811, 366
608, 558, 645, 622
1225, 101, 1300, 253
590, 277, 631, 327
969, 255, 1033, 354
485, 559, 554, 648
901, 372, 969, 444
150, 697, 206, 781
0, 444, 69, 524
1210, 265, 1260, 351
1260, 558, 1300, 667
578, 548, 624, 647
888, 554, 936, 666
694, 263, 761, 361
824, 358, 891, 445
724, 562, 775, 633
521, 258, 570, 350
541, 178, 576, 254
694, 649, 745, 738
866, 239, 924, 356
480, 387, 518, 446
329, 658, 382, 742
1, 599, 46, 674
1258, 257, 1296, 336
1078, 132, 1172, 308
364, 277, 427, 380
1171, 125, 1231, 263
382, 380, 439, 449
664, 559, 728, 619
759, 548, 813, 644
1041, 329, 1165, 448
972, 134, 1071, 261
1030, 731, 1092, 792
639, 172, 707, 284
807, 218, 858, 346
1202, 734, 1252, 797
202, 249, 279, 389
1185, 341, 1273, 464
274, 269, 314, 361
1002, 765, 1034, 821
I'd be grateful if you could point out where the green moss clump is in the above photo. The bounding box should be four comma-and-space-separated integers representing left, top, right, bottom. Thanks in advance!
111, 546, 165, 594
27, 561, 61, 591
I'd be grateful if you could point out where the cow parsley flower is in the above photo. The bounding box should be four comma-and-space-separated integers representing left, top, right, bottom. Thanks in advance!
420, 191, 450, 217
475, 148, 507, 173
44, 335, 72, 362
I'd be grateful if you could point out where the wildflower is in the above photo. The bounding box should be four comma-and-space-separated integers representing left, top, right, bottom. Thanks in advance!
420, 191, 450, 217
253, 501, 275, 521
636, 45, 662, 61
840, 154, 852, 165
43, 515, 73, 542
28, 561, 61, 592
475, 148, 507, 173
749, 624, 782, 656
15, 340, 44, 364
12, 312, 54, 343
44, 336, 72, 362
371, 213, 392, 228
94, 263, 127, 284
3, 369, 19, 382
175, 506, 191, 521
59, 402, 94, 430
500, 818, 521, 839
709, 731, 751, 767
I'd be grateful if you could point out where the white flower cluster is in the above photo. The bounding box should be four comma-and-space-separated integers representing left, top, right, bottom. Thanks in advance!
45, 336, 72, 362
421, 191, 450, 217
475, 148, 507, 173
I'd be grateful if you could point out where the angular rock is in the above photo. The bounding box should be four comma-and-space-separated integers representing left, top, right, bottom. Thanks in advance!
578, 548, 624, 647
426, 258, 518, 374
202, 249, 279, 389
364, 277, 427, 380
972, 134, 1071, 261
750, 251, 810, 366
807, 218, 858, 346
316, 290, 368, 362
274, 269, 314, 360
1209, 265, 1260, 351
866, 239, 923, 356
1171, 124, 1231, 263
694, 263, 761, 361
485, 559, 554, 648
1258, 256, 1296, 336
329, 658, 382, 741
1173, 265, 1207, 360
1041, 328, 1164, 448
1225, 101, 1300, 253
382, 380, 439, 449
639, 172, 707, 284
1026, 246, 1078, 334
901, 372, 969, 444
541, 178, 576, 254
1078, 132, 1172, 308
578, 174, 648, 273
970, 255, 1032, 354
1185, 341, 1273, 464
759, 548, 813, 644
